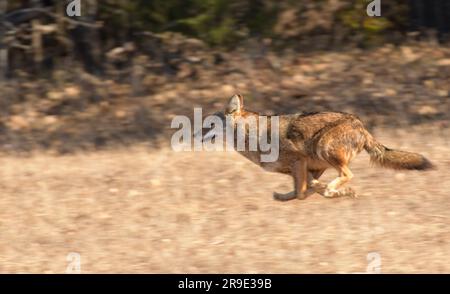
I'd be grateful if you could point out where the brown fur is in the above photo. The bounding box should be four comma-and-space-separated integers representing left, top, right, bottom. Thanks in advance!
363, 130, 435, 170
205, 94, 435, 201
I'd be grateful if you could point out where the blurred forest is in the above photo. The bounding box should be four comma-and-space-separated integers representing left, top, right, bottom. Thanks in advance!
1, 0, 449, 76
0, 0, 449, 153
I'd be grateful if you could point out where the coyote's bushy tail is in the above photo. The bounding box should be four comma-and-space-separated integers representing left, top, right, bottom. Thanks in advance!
363, 130, 435, 171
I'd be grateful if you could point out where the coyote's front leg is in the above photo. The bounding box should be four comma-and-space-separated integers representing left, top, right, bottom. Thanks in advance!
274, 160, 308, 201
307, 169, 327, 195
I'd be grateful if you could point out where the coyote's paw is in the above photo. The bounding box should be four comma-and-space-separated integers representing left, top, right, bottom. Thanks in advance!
323, 189, 341, 198
305, 188, 318, 197
323, 187, 358, 198
309, 180, 327, 195
343, 187, 358, 198
273, 191, 297, 201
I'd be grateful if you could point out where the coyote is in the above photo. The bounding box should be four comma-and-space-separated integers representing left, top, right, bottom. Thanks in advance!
201, 94, 435, 201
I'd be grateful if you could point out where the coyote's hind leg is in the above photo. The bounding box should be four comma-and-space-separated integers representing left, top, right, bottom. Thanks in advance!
323, 165, 356, 198
306, 169, 327, 196
309, 169, 325, 186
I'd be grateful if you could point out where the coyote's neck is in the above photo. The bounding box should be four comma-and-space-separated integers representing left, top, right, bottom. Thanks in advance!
233, 110, 280, 166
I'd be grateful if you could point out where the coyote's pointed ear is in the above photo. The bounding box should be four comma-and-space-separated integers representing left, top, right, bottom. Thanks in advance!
225, 94, 244, 115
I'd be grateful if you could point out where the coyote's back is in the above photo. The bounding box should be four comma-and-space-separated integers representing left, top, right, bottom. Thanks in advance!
283, 111, 434, 172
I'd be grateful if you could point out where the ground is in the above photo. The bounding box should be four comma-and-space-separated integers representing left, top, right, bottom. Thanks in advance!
0, 128, 448, 273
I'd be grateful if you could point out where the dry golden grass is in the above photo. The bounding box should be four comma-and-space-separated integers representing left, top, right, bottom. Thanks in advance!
0, 128, 449, 273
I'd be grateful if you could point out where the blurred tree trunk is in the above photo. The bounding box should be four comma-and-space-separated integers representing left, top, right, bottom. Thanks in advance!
132, 55, 146, 96
86, 0, 101, 73
31, 0, 43, 74
56, 1, 67, 55
31, 18, 43, 73
0, 0, 8, 79
73, 0, 101, 74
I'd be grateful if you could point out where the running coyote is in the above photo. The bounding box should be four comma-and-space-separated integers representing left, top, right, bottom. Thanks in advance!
200, 94, 435, 201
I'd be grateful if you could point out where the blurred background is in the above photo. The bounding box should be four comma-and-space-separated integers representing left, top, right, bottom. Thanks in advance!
0, 0, 449, 273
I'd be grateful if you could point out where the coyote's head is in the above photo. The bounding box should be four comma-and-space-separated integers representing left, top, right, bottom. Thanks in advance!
193, 93, 280, 162
198, 94, 246, 143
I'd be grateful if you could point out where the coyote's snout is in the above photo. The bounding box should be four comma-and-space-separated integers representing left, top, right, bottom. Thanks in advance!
201, 94, 435, 201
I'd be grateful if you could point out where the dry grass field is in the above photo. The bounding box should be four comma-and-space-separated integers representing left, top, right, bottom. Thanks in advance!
1, 2, 449, 275
0, 128, 448, 273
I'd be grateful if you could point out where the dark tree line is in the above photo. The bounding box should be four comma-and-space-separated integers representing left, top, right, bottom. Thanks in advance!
0, 0, 448, 79
410, 0, 450, 39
